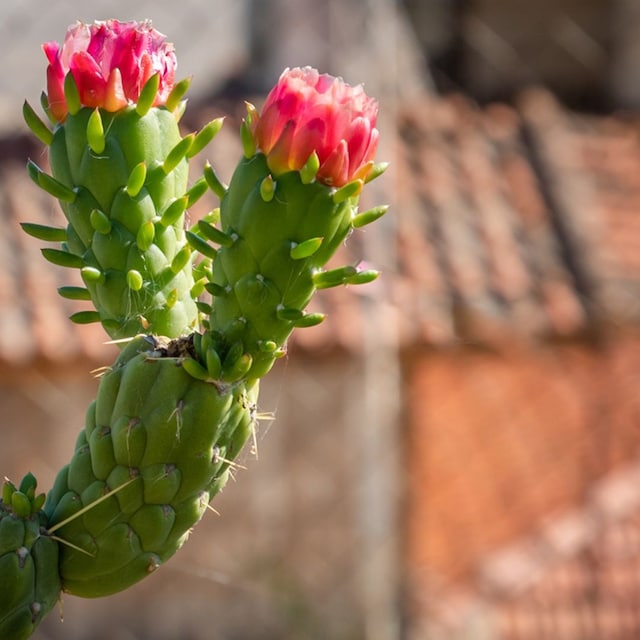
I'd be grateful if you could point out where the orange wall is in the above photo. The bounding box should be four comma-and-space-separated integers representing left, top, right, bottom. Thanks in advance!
405, 336, 640, 596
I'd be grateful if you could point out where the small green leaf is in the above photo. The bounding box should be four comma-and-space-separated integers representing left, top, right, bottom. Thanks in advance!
136, 73, 160, 116
312, 265, 358, 289
181, 357, 210, 382
221, 351, 253, 383
126, 270, 144, 291
186, 231, 218, 260
162, 134, 194, 174
165, 76, 192, 113
20, 222, 67, 242
206, 346, 222, 379
292, 313, 326, 328
290, 237, 323, 260
197, 220, 234, 247
300, 151, 320, 184
187, 117, 224, 158
240, 119, 256, 158
32, 493, 46, 513
204, 282, 228, 297
260, 175, 276, 202
18, 472, 37, 497
166, 288, 178, 309
11, 491, 31, 518
171, 245, 191, 274
28, 161, 76, 202
136, 220, 155, 251
2, 479, 15, 505
81, 266, 105, 284
190, 278, 207, 298
22, 100, 53, 145
58, 286, 92, 300
332, 179, 363, 204
365, 162, 389, 183
276, 306, 304, 322
125, 162, 147, 197
69, 310, 102, 325
186, 177, 208, 208
203, 162, 228, 199
63, 72, 81, 115
257, 340, 278, 353
90, 209, 111, 234
196, 301, 212, 314
351, 205, 389, 229
346, 269, 380, 285
87, 108, 106, 154
41, 248, 83, 269
40, 91, 55, 124
159, 196, 188, 228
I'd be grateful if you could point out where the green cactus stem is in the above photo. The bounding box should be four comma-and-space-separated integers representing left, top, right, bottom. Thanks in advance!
0, 474, 61, 640
23, 75, 221, 341
44, 335, 257, 597
190, 152, 387, 380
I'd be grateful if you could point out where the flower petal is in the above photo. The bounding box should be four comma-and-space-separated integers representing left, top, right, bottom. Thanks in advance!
318, 140, 349, 187
251, 67, 378, 186
41, 20, 177, 120
69, 51, 107, 108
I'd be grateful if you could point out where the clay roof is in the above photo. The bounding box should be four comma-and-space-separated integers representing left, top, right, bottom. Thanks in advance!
2, 89, 640, 366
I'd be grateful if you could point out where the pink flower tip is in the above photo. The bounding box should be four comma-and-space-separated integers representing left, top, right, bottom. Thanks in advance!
43, 19, 177, 122
252, 67, 379, 188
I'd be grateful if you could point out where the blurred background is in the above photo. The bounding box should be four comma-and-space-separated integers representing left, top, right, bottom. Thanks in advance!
2, 0, 640, 638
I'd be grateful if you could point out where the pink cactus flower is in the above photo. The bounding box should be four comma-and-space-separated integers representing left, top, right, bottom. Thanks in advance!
43, 20, 177, 122
252, 67, 379, 187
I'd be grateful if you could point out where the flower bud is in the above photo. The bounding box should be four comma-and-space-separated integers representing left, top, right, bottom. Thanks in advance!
252, 67, 379, 187
43, 20, 177, 122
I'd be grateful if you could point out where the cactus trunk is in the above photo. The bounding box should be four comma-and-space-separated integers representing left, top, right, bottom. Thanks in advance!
43, 335, 257, 597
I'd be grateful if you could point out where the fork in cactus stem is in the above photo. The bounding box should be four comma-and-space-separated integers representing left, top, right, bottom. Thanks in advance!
10, 18, 388, 639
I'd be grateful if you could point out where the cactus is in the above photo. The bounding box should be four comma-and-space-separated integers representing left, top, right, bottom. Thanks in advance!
190, 67, 386, 379
21, 20, 221, 340
0, 474, 61, 640
9, 23, 389, 638
43, 335, 257, 597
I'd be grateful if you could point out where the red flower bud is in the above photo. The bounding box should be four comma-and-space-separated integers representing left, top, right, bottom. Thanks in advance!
43, 20, 177, 122
252, 67, 379, 187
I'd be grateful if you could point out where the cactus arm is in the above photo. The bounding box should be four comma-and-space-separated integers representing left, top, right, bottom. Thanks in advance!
23, 98, 225, 341
0, 475, 61, 640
